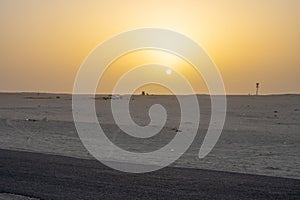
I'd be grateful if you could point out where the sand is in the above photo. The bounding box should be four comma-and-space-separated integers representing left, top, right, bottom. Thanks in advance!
0, 93, 299, 180
0, 93, 299, 199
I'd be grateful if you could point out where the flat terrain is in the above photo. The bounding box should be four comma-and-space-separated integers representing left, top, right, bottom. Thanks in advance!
1, 149, 299, 200
0, 93, 299, 178
0, 93, 299, 199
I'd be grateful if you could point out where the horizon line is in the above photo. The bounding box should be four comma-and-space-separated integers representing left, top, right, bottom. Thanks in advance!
1, 91, 300, 96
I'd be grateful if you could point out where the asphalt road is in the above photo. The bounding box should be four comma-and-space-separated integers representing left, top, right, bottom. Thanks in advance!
0, 149, 299, 200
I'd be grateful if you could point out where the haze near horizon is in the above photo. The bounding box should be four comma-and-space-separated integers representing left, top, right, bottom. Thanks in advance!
0, 0, 299, 94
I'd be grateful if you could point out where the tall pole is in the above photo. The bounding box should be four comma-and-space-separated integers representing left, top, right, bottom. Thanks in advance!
256, 83, 260, 96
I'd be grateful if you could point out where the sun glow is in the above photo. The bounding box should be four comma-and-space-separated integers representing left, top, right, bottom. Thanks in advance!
1, 1, 299, 94
165, 68, 172, 75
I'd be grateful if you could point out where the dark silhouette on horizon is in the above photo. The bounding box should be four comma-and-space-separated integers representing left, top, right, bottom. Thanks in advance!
256, 83, 260, 95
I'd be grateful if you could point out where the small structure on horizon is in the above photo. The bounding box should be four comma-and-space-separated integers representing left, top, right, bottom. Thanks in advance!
256, 83, 260, 95
102, 94, 122, 100
141, 91, 145, 96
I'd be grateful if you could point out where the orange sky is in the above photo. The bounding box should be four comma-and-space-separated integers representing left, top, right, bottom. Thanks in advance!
0, 0, 299, 94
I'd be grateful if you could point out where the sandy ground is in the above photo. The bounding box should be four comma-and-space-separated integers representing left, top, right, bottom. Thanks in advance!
0, 93, 299, 179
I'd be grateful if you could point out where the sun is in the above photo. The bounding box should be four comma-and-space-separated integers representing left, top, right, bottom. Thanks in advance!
165, 68, 172, 75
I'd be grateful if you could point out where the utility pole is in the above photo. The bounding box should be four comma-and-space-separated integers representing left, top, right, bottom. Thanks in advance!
256, 83, 260, 96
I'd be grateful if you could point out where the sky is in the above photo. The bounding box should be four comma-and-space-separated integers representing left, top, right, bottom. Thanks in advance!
0, 0, 299, 94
